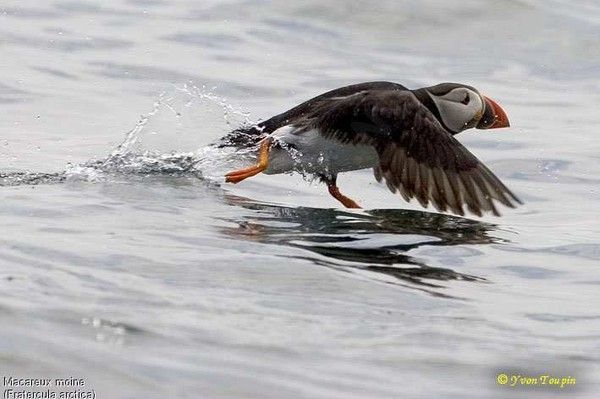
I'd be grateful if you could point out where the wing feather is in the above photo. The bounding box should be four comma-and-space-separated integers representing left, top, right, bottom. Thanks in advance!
299, 89, 521, 216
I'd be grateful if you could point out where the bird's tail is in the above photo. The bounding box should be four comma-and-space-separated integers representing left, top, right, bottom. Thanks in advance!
215, 125, 267, 149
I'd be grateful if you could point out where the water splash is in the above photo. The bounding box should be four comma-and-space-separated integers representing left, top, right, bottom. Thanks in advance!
1, 85, 255, 187
0, 171, 66, 186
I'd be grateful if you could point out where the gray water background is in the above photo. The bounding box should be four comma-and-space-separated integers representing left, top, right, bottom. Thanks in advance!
1, 1, 599, 398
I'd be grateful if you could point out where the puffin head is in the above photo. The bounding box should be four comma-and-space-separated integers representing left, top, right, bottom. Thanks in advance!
415, 83, 510, 134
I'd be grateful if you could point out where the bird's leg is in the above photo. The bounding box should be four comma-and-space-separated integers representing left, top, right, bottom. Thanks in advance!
323, 175, 362, 209
225, 137, 273, 184
328, 185, 362, 209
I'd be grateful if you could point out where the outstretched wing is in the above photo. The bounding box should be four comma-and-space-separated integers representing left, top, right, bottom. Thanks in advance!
301, 90, 522, 216
217, 81, 408, 149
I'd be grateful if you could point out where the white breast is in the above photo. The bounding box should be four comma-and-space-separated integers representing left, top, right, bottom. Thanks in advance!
264, 126, 379, 176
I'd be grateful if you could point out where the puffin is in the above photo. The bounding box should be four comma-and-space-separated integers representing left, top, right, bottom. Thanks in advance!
221, 81, 522, 216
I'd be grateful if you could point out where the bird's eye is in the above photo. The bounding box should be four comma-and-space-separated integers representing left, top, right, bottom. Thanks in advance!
460, 93, 470, 105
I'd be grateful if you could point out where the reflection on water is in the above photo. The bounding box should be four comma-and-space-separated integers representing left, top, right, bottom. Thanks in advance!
219, 195, 504, 298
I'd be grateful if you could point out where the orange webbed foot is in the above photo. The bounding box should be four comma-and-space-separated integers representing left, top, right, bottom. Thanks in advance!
327, 184, 362, 209
224, 138, 273, 184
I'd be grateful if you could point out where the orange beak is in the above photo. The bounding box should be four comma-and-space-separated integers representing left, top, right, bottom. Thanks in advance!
477, 96, 510, 129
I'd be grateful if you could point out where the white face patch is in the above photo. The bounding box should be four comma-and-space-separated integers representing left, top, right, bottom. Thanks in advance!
429, 88, 484, 133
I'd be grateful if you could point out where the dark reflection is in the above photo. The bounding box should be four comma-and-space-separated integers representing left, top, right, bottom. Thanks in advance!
219, 195, 505, 298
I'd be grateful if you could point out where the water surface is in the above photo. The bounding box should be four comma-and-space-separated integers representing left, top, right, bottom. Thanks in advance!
1, 1, 599, 398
